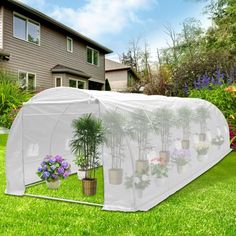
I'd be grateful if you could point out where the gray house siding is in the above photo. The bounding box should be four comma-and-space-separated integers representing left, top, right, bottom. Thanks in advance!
1, 5, 106, 90
0, 7, 3, 49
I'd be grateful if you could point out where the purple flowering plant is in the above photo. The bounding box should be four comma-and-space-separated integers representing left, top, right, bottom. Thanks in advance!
37, 155, 71, 182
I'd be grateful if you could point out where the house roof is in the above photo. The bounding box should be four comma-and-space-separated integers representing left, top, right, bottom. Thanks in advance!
105, 59, 131, 71
51, 64, 91, 79
105, 59, 140, 81
4, 0, 113, 54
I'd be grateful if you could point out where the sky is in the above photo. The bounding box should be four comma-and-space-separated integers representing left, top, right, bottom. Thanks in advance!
18, 0, 211, 61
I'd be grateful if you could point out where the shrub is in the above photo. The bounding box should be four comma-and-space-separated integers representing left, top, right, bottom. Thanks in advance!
0, 70, 32, 128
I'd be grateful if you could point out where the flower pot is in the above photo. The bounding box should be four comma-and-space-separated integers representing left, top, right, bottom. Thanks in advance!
199, 133, 206, 141
181, 140, 190, 149
46, 180, 61, 189
77, 170, 87, 180
136, 160, 149, 174
197, 149, 208, 156
159, 151, 170, 165
108, 168, 123, 185
82, 178, 97, 196
153, 177, 166, 186
176, 165, 187, 174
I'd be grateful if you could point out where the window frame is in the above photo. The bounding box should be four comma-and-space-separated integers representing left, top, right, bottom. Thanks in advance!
55, 76, 63, 87
86, 46, 99, 66
68, 78, 85, 89
13, 12, 41, 46
67, 37, 73, 53
18, 70, 37, 90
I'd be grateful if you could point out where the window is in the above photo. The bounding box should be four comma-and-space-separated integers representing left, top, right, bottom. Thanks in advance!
13, 13, 40, 45
67, 37, 73, 53
55, 77, 62, 87
87, 47, 99, 66
18, 71, 36, 90
69, 79, 85, 89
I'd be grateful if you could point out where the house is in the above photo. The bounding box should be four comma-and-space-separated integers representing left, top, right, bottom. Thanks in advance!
105, 59, 140, 92
0, 0, 112, 91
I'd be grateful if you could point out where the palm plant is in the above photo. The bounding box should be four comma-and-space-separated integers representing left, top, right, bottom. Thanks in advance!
70, 113, 105, 183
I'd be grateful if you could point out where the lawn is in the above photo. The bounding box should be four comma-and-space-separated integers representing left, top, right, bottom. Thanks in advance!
0, 134, 236, 236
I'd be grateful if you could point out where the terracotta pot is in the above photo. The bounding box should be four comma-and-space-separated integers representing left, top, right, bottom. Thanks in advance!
159, 151, 170, 165
181, 140, 190, 149
82, 178, 97, 196
46, 180, 61, 189
77, 170, 87, 180
136, 160, 149, 174
199, 133, 206, 141
108, 168, 123, 185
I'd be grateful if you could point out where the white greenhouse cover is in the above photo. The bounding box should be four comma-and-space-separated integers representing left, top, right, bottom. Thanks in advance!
5, 88, 231, 212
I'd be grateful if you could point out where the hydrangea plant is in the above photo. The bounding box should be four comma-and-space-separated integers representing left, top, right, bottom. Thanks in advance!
37, 155, 71, 182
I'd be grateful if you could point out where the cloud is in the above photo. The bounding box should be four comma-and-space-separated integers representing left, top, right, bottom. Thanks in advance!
17, 0, 46, 10
50, 0, 157, 38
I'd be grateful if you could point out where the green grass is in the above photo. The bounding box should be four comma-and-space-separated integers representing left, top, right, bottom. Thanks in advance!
0, 134, 236, 236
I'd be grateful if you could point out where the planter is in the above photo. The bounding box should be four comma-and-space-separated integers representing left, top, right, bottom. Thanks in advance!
108, 168, 123, 185
199, 133, 206, 141
136, 160, 149, 174
197, 149, 208, 156
46, 180, 61, 189
77, 170, 87, 180
181, 140, 190, 149
82, 178, 97, 196
176, 165, 187, 174
159, 151, 170, 165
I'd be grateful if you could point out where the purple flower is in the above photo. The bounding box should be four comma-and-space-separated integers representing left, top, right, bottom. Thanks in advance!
51, 174, 58, 179
51, 165, 56, 171
43, 171, 50, 179
63, 171, 70, 178
58, 167, 64, 175
49, 157, 56, 163
61, 161, 69, 169
42, 165, 48, 171
37, 167, 43, 172
55, 155, 63, 162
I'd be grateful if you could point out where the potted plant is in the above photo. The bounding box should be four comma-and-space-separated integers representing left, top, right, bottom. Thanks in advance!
195, 141, 210, 161
171, 149, 190, 174
129, 109, 152, 174
150, 162, 168, 186
153, 108, 175, 165
70, 113, 105, 196
177, 107, 193, 149
103, 110, 126, 185
125, 172, 150, 198
73, 153, 88, 180
212, 128, 224, 147
194, 106, 210, 141
37, 155, 71, 189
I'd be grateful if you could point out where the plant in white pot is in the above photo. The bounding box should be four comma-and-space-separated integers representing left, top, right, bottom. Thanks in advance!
177, 107, 193, 149
125, 172, 150, 198
128, 109, 152, 174
73, 154, 88, 180
171, 148, 190, 174
37, 155, 71, 189
150, 163, 168, 186
212, 128, 224, 147
152, 108, 176, 165
103, 110, 126, 185
70, 113, 105, 196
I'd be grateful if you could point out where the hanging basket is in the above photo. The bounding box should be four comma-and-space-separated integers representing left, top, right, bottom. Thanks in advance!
46, 180, 61, 189
82, 178, 97, 196
108, 168, 123, 185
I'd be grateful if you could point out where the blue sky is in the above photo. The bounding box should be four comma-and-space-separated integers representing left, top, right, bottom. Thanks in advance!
19, 0, 211, 60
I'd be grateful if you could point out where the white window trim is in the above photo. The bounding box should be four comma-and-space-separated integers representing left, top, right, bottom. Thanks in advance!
86, 46, 99, 66
67, 37, 73, 53
13, 12, 41, 46
18, 70, 37, 90
69, 78, 85, 89
54, 76, 63, 87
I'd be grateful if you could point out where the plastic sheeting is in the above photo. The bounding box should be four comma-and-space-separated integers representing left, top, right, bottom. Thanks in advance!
5, 88, 231, 211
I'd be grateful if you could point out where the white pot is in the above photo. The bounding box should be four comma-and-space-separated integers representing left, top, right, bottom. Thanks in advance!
153, 177, 166, 187
77, 170, 87, 180
46, 180, 61, 189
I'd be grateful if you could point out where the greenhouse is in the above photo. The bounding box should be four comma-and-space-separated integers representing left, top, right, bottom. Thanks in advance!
5, 87, 231, 212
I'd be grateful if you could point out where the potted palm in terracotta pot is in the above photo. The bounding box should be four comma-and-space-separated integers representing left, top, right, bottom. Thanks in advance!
153, 108, 175, 165
129, 109, 151, 174
103, 110, 125, 185
177, 107, 193, 149
70, 113, 105, 196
